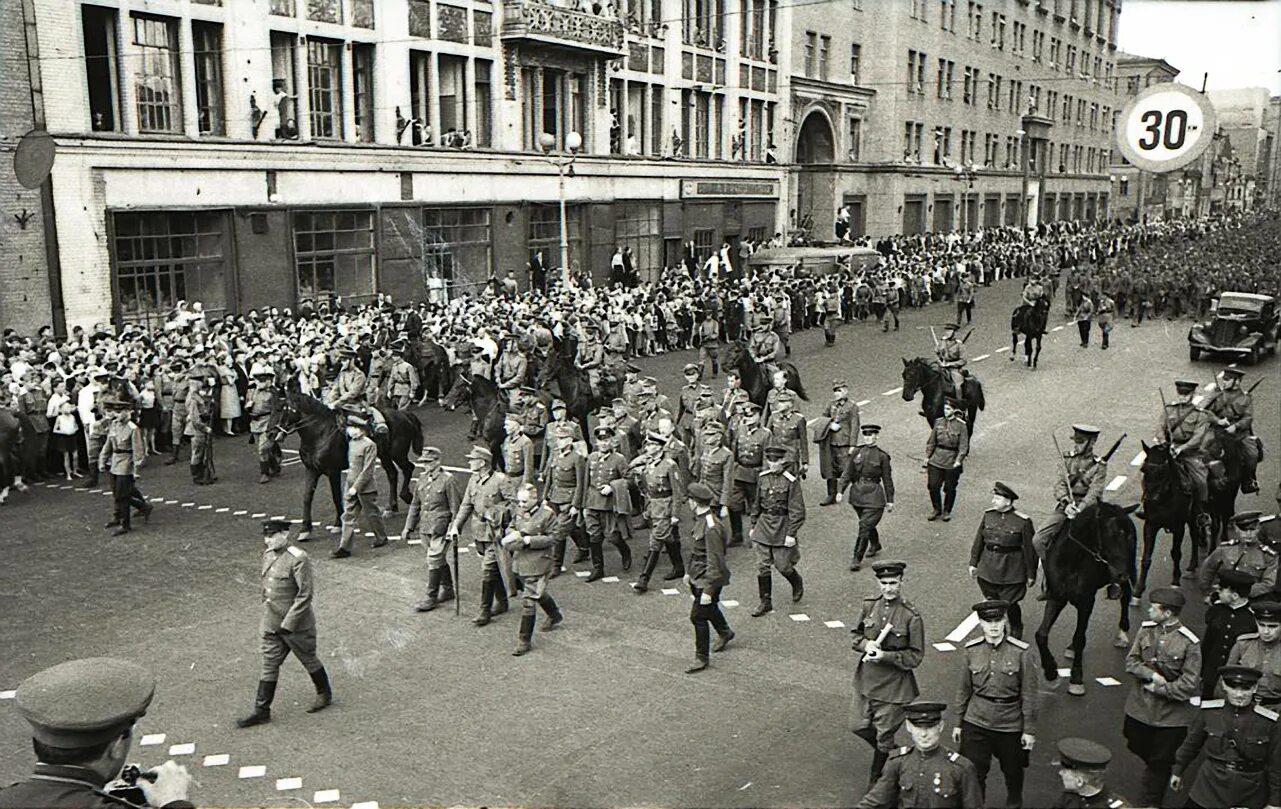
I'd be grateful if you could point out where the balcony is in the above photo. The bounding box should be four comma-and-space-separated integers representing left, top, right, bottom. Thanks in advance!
502, 0, 625, 56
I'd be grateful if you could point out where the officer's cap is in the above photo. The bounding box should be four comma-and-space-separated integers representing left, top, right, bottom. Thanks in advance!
1216, 568, 1256, 594
262, 518, 293, 536
992, 481, 1019, 501
1055, 737, 1112, 771
832, 379, 849, 391
464, 445, 492, 463
415, 446, 442, 465
645, 430, 667, 445
641, 376, 659, 389
943, 396, 963, 409
702, 421, 726, 435
338, 347, 358, 358
1219, 665, 1262, 689
1173, 379, 1199, 394
1249, 600, 1281, 624
1071, 424, 1101, 439
763, 444, 789, 458
593, 425, 614, 438
683, 363, 700, 375
861, 424, 881, 435
687, 482, 715, 504
972, 599, 1010, 620
1221, 365, 1246, 380
624, 363, 641, 373
774, 390, 795, 403
1233, 510, 1262, 528
902, 701, 946, 726
551, 399, 568, 412
872, 560, 907, 579
15, 658, 155, 748
1148, 586, 1186, 609
742, 402, 762, 415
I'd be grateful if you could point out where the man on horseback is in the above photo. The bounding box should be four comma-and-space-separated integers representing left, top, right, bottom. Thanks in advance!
575, 323, 607, 399
1205, 366, 1260, 494
494, 336, 527, 405
748, 313, 783, 381
1153, 379, 1213, 525
386, 341, 420, 411
933, 323, 967, 400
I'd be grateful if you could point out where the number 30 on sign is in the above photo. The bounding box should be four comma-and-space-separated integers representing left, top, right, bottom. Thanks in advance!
1115, 83, 1217, 174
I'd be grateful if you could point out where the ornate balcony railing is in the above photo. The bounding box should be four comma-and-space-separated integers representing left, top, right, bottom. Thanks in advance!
502, 0, 625, 55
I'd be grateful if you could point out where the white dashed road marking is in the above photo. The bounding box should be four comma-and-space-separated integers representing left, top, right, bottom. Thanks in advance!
313, 790, 341, 803
722, 599, 739, 608
856, 400, 872, 407
168, 743, 195, 756
351, 802, 380, 809
139, 734, 166, 746
823, 620, 846, 629
1131, 451, 1146, 467
238, 765, 266, 779
933, 642, 957, 652
202, 754, 229, 767
276, 778, 303, 791
661, 588, 679, 595
0, 691, 15, 700
946, 612, 980, 643
1096, 677, 1122, 687
1105, 475, 1128, 492
882, 387, 902, 396
1052, 325, 1064, 332
972, 354, 990, 362
601, 576, 620, 583
995, 346, 1010, 353
789, 614, 811, 622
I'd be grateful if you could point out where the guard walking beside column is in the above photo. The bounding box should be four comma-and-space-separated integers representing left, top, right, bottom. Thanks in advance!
924, 397, 969, 522
749, 445, 805, 616
683, 481, 734, 673
502, 483, 564, 656
836, 423, 895, 570
401, 447, 462, 612
818, 380, 860, 507
969, 483, 1036, 639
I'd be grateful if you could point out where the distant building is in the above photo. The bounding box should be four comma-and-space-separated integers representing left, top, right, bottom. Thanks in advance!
1108, 50, 1179, 223
1208, 87, 1274, 212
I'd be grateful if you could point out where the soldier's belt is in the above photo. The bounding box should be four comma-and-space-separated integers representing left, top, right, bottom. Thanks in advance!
649, 490, 672, 497
975, 693, 1020, 704
761, 508, 789, 516
735, 460, 761, 467
984, 544, 1020, 553
1217, 759, 1262, 773
855, 476, 881, 482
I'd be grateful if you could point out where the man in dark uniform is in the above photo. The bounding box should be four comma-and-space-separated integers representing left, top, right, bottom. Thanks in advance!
1156, 378, 1214, 523
98, 396, 151, 536
952, 599, 1038, 809
0, 658, 193, 809
765, 390, 809, 477
1226, 600, 1281, 706
237, 519, 333, 727
727, 403, 771, 546
849, 561, 925, 785
1198, 510, 1279, 599
632, 433, 687, 593
401, 447, 462, 612
582, 426, 634, 581
683, 481, 734, 673
693, 421, 732, 509
818, 379, 860, 506
1200, 569, 1259, 699
1206, 366, 1260, 492
924, 397, 969, 522
543, 433, 587, 576
856, 701, 983, 809
1052, 737, 1133, 809
749, 444, 805, 616
836, 423, 895, 570
1170, 666, 1281, 809
969, 482, 1036, 639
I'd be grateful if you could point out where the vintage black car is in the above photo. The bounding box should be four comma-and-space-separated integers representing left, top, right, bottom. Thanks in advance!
1188, 292, 1279, 364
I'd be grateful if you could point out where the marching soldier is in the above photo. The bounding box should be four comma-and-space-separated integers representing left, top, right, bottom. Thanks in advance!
448, 446, 513, 626
187, 371, 216, 485
1052, 737, 1133, 809
632, 433, 687, 593
951, 600, 1038, 809
676, 363, 703, 446
387, 341, 421, 410
818, 379, 860, 507
969, 482, 1036, 639
401, 447, 462, 612
246, 363, 282, 484
721, 370, 751, 423
1205, 366, 1260, 493
1226, 600, 1281, 706
237, 519, 333, 728
1033, 425, 1116, 596
849, 561, 925, 785
582, 425, 634, 581
924, 397, 968, 522
698, 310, 721, 377
1122, 586, 1203, 808
726, 403, 771, 546
332, 413, 390, 558
544, 433, 587, 576
621, 363, 646, 409
692, 387, 724, 440
517, 387, 550, 468
1200, 569, 1259, 699
98, 396, 151, 536
856, 701, 982, 809
1198, 510, 1279, 598
1155, 378, 1214, 523
693, 421, 732, 507
766, 390, 808, 477
836, 423, 895, 570
501, 414, 535, 486
683, 481, 734, 673
1169, 666, 1281, 809
501, 483, 564, 656
749, 445, 805, 617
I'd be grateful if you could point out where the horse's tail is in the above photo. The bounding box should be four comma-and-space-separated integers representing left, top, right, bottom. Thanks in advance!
406, 411, 424, 454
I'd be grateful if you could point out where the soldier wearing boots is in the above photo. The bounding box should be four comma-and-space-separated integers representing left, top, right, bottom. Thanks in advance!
676, 364, 703, 447
1205, 366, 1260, 493
684, 481, 733, 673
402, 447, 462, 612
749, 445, 805, 617
187, 372, 216, 485
818, 380, 860, 507
1198, 510, 1279, 599
387, 342, 420, 411
501, 414, 535, 486
163, 360, 191, 466
632, 432, 687, 594
582, 425, 634, 581
1033, 425, 1113, 595
237, 519, 332, 728
544, 434, 587, 577
331, 415, 389, 558
849, 561, 925, 786
448, 446, 513, 626
836, 423, 895, 571
98, 397, 152, 536
502, 483, 564, 656
766, 391, 809, 477
924, 397, 968, 521
727, 403, 771, 546
969, 482, 1036, 639
1154, 379, 1214, 522
693, 421, 732, 512
856, 701, 982, 809
245, 364, 282, 484
698, 311, 721, 377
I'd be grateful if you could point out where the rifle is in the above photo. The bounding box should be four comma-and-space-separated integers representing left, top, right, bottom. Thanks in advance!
1101, 432, 1127, 463
1052, 433, 1077, 508
453, 536, 461, 616
961, 328, 975, 343
1247, 377, 1265, 394
929, 326, 939, 348
1158, 387, 1172, 444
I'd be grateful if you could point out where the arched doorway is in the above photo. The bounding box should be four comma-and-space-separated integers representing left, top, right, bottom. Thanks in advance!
794, 110, 835, 164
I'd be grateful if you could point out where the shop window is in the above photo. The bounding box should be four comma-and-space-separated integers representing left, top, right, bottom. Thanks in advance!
132, 14, 182, 133
269, 32, 299, 139
83, 5, 122, 132
529, 204, 582, 273
692, 228, 715, 264
615, 203, 663, 283
293, 210, 376, 306
421, 208, 493, 289
112, 211, 228, 326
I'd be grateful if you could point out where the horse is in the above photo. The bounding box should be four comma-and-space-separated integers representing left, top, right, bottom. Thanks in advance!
1133, 441, 1213, 599
409, 337, 452, 406
723, 341, 808, 408
900, 357, 984, 435
0, 407, 31, 506
534, 341, 617, 442
274, 392, 423, 538
1010, 297, 1050, 369
1203, 424, 1253, 549
1034, 501, 1138, 696
468, 373, 508, 462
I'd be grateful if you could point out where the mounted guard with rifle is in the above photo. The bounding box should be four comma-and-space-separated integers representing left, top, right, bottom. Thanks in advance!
932, 322, 969, 400
1203, 366, 1262, 494
1144, 379, 1214, 527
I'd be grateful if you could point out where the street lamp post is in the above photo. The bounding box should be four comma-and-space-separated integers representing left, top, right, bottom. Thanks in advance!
539, 131, 582, 289
952, 163, 978, 232
1017, 127, 1029, 234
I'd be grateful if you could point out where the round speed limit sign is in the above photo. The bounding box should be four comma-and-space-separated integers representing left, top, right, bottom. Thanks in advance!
1115, 83, 1216, 174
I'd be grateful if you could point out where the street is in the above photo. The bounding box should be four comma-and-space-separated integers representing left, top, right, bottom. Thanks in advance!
1, 275, 1276, 808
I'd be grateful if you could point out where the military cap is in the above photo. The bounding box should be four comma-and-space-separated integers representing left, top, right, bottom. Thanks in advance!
763, 444, 789, 458
1148, 586, 1186, 609
1249, 600, 1281, 624
872, 560, 907, 579
593, 424, 614, 438
902, 701, 947, 726
992, 481, 1019, 501
687, 482, 716, 504
262, 518, 293, 535
551, 399, 568, 411
1055, 737, 1112, 771
754, 313, 773, 327
582, 321, 600, 332
250, 362, 275, 377
414, 446, 443, 466
1216, 568, 1256, 593
1233, 510, 1263, 528
641, 376, 659, 389
346, 415, 371, 431
774, 390, 795, 403
832, 379, 849, 390
742, 402, 762, 415
1219, 665, 1262, 688
861, 423, 882, 434
624, 363, 641, 373
1221, 365, 1245, 380
1071, 424, 1101, 438
338, 347, 358, 358
646, 430, 670, 444
973, 599, 1010, 620
683, 363, 701, 374
1173, 379, 1199, 394
610, 397, 627, 406
15, 658, 156, 747
464, 445, 492, 463
702, 421, 726, 435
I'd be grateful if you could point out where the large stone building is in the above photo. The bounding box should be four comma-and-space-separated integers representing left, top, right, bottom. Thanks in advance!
1208, 87, 1275, 212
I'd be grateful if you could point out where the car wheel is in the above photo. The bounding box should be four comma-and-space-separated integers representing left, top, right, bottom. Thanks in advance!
1189, 345, 1201, 361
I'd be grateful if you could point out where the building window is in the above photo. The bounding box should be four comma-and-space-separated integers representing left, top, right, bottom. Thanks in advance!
112, 211, 228, 327
683, 0, 723, 46
962, 66, 974, 104
192, 22, 224, 135
307, 38, 342, 139
934, 125, 951, 164
132, 14, 181, 133
306, 0, 341, 24
420, 208, 492, 287
615, 203, 663, 283
408, 51, 431, 145
475, 58, 493, 148
803, 31, 816, 77
940, 0, 956, 30
83, 5, 122, 132
269, 32, 299, 139
936, 59, 954, 99
967, 1, 982, 39
849, 43, 862, 83
293, 210, 376, 306
692, 228, 716, 264
351, 0, 375, 28
269, 0, 295, 16
352, 44, 375, 142
529, 204, 582, 273
989, 12, 1004, 49
818, 34, 830, 80
439, 54, 469, 145
847, 117, 861, 161
907, 50, 926, 94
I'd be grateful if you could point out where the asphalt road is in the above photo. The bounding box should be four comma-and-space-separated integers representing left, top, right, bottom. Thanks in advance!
1, 276, 1277, 809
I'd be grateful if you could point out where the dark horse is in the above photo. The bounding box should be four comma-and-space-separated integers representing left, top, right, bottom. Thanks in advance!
535, 340, 619, 442
900, 358, 984, 435
275, 392, 423, 538
1203, 424, 1253, 549
408, 336, 452, 406
1011, 297, 1050, 368
1035, 501, 1137, 696
468, 373, 508, 462
723, 341, 808, 408
1134, 441, 1207, 600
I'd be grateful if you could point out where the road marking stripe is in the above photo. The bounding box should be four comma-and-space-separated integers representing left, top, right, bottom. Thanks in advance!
946, 612, 980, 643
1203, 382, 1216, 391
995, 346, 1010, 353
1096, 676, 1122, 686
252, 513, 266, 518
856, 399, 872, 407
350, 802, 379, 809
168, 743, 195, 755
202, 754, 229, 767
972, 353, 990, 362
197, 505, 212, 511
933, 642, 957, 652
139, 734, 166, 746
1052, 326, 1064, 332
238, 765, 266, 779
1106, 475, 1128, 492
0, 690, 16, 700
407, 539, 423, 546
281, 459, 303, 467
216, 507, 229, 513
1131, 451, 1146, 467
150, 497, 165, 502
882, 387, 902, 396
313, 790, 340, 803
234, 510, 247, 516
823, 620, 846, 628
1057, 667, 1072, 678
601, 576, 620, 583
276, 778, 302, 791
722, 599, 740, 608
789, 613, 811, 622
575, 571, 590, 578
661, 588, 679, 595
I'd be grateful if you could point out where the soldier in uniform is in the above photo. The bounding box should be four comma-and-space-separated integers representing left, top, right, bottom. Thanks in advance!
582, 425, 634, 581
237, 519, 333, 727
1122, 586, 1203, 807
544, 433, 587, 576
924, 397, 969, 522
676, 363, 703, 446
501, 483, 564, 656
164, 361, 190, 466
187, 372, 216, 485
683, 481, 734, 673
818, 380, 860, 506
766, 390, 808, 475
1226, 600, 1281, 706
448, 446, 513, 626
1206, 366, 1260, 493
1052, 737, 1133, 809
365, 343, 391, 407
698, 310, 721, 377
501, 414, 535, 486
632, 433, 687, 593
98, 397, 151, 536
969, 482, 1036, 639
849, 561, 925, 784
387, 341, 421, 411
951, 599, 1038, 809
836, 424, 895, 570
621, 363, 645, 409
721, 370, 751, 424
934, 323, 967, 399
517, 387, 550, 469
1034, 425, 1121, 597
1200, 569, 1259, 699
1170, 666, 1281, 809
856, 701, 983, 809
494, 336, 528, 402
245, 363, 282, 484
749, 445, 805, 616
326, 348, 368, 421
0, 658, 193, 809
401, 447, 462, 612
748, 313, 783, 379
332, 414, 389, 558
727, 403, 771, 546
575, 323, 607, 398
1198, 510, 1279, 598
693, 421, 732, 508
1156, 378, 1214, 523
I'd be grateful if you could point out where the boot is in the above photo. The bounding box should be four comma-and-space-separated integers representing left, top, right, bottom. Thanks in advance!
512, 614, 536, 656
306, 668, 332, 713
550, 538, 567, 578
492, 578, 509, 616
712, 629, 735, 652
685, 655, 709, 674
112, 521, 131, 537
472, 576, 495, 626
437, 567, 455, 604
585, 544, 605, 582
1138, 769, 1168, 808
820, 479, 838, 506
728, 511, 744, 546
632, 550, 661, 593
612, 537, 632, 570
538, 594, 563, 631
571, 537, 591, 564
784, 569, 804, 603
662, 542, 685, 580
79, 471, 99, 488
191, 464, 204, 485
414, 568, 442, 612
869, 750, 889, 785
235, 680, 277, 728
751, 574, 773, 617
258, 461, 270, 485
